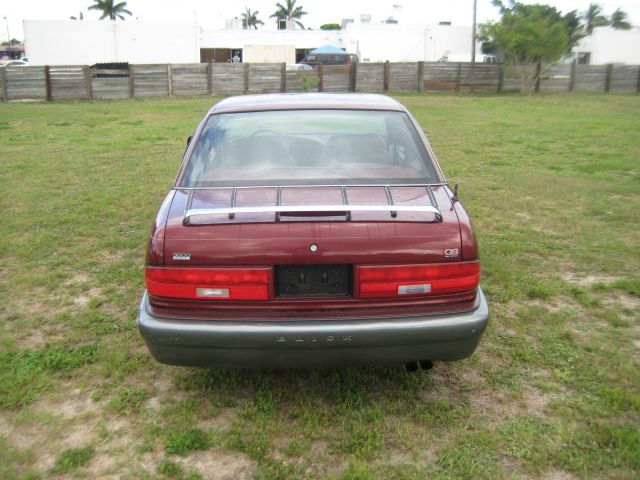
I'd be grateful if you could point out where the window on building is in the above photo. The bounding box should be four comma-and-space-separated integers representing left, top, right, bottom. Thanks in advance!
577, 52, 591, 65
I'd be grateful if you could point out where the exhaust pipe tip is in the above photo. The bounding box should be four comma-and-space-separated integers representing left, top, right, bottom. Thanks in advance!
419, 360, 434, 370
405, 361, 419, 372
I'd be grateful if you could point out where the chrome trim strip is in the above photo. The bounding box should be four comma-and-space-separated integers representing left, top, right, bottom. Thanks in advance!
184, 204, 442, 225
173, 182, 450, 191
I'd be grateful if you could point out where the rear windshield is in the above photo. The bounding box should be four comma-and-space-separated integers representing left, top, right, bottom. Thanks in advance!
179, 109, 440, 187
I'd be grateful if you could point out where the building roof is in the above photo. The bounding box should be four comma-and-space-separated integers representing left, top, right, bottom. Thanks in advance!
210, 93, 406, 114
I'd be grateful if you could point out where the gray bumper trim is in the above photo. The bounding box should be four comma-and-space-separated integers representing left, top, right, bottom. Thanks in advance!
137, 289, 489, 368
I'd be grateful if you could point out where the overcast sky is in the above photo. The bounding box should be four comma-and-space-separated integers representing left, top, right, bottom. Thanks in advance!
3, 0, 639, 42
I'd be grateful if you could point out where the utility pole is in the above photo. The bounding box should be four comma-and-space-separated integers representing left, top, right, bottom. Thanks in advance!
471, 0, 477, 63
3, 16, 10, 58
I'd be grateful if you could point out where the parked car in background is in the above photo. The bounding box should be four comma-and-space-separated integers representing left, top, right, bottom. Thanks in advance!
302, 52, 358, 67
437, 54, 498, 64
286, 63, 313, 71
138, 93, 489, 369
0, 60, 28, 67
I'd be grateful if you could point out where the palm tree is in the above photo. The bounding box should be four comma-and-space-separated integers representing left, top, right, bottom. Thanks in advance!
88, 0, 133, 21
270, 0, 308, 29
610, 8, 631, 30
583, 3, 610, 34
242, 8, 264, 30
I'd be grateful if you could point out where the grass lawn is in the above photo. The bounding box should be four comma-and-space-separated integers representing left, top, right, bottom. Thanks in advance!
0, 92, 639, 479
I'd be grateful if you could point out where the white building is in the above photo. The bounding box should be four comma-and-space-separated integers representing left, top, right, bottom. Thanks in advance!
23, 19, 476, 65
573, 27, 640, 65
24, 20, 200, 65
347, 23, 474, 62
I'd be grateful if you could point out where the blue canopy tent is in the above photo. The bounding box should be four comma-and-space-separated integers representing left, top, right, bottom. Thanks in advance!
309, 45, 346, 54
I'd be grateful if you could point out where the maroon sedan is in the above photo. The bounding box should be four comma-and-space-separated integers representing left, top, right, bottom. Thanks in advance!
138, 93, 489, 369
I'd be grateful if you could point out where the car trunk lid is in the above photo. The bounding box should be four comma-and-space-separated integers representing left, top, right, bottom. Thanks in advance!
163, 185, 461, 266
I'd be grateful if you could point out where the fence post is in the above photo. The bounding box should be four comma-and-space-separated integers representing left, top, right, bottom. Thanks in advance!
417, 61, 424, 93
637, 65, 640, 93
44, 65, 52, 101
83, 65, 93, 100
455, 63, 461, 93
497, 66, 504, 93
350, 62, 357, 92
383, 61, 390, 92
534, 62, 541, 93
128, 65, 135, 98
207, 62, 212, 95
168, 64, 173, 97
604, 63, 613, 92
470, 62, 476, 93
281, 62, 286, 92
318, 64, 323, 92
243, 63, 249, 94
1, 67, 7, 102
569, 60, 576, 92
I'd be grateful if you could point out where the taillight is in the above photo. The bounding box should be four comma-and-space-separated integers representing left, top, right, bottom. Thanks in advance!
146, 267, 271, 300
355, 262, 480, 299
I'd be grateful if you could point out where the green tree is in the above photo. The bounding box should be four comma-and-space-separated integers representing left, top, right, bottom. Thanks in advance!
583, 3, 609, 34
480, 1, 572, 94
610, 8, 631, 30
320, 23, 341, 30
270, 0, 308, 29
241, 8, 264, 29
88, 0, 132, 21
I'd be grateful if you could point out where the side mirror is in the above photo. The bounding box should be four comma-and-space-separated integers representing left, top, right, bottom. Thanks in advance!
187, 135, 192, 147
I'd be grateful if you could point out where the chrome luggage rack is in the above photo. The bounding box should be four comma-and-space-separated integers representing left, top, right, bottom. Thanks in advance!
183, 185, 442, 225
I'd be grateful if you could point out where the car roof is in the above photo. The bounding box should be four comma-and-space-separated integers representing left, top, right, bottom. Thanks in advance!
209, 93, 407, 114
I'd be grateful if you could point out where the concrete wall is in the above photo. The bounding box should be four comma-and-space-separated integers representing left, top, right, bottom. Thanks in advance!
349, 24, 475, 63
574, 27, 640, 65
244, 45, 296, 64
199, 28, 345, 51
23, 20, 199, 65
199, 24, 475, 63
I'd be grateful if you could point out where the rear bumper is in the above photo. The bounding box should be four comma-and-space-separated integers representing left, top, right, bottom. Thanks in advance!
137, 289, 489, 368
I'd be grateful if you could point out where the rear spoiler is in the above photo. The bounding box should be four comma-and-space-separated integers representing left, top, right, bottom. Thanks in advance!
183, 185, 442, 225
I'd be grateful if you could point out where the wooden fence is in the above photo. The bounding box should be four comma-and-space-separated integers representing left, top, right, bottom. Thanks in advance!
1, 61, 639, 102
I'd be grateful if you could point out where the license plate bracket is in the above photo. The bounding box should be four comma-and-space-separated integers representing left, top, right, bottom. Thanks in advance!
276, 264, 350, 297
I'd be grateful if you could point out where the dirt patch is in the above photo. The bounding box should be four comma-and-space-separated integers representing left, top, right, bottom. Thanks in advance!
73, 287, 103, 308
198, 408, 236, 433
14, 330, 61, 349
87, 450, 120, 479
562, 272, 619, 287
542, 469, 579, 480
604, 291, 639, 311
520, 385, 553, 416
56, 390, 102, 418
311, 440, 328, 455
184, 450, 256, 480
529, 297, 584, 316
3, 289, 68, 321
470, 386, 553, 422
